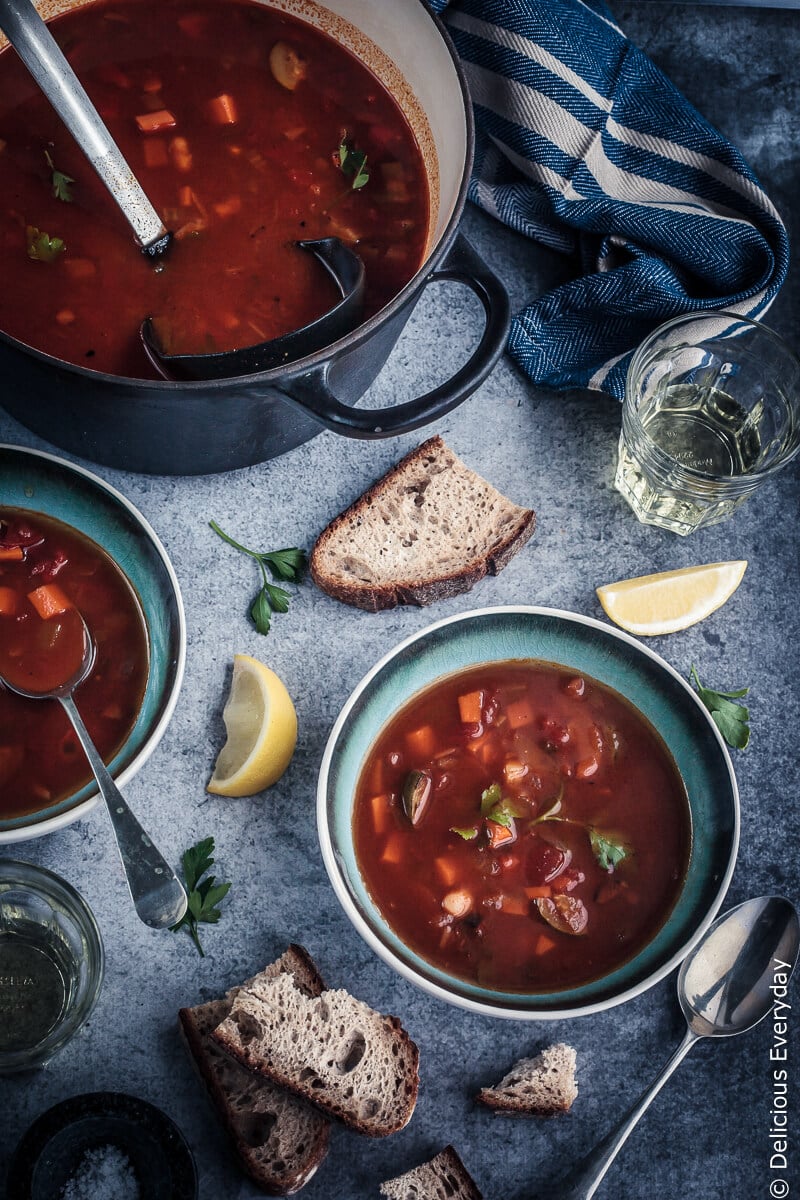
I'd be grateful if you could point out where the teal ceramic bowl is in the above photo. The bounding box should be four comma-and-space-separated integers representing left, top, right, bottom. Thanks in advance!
0, 445, 185, 842
318, 606, 740, 1018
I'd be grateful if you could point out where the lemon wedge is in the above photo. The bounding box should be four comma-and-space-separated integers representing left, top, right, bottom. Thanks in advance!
596, 561, 747, 636
208, 654, 297, 797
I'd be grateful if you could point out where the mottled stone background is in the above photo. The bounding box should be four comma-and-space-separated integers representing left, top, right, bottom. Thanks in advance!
1, 4, 798, 1198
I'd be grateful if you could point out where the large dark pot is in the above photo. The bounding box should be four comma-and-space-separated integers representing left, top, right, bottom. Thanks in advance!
0, 0, 509, 476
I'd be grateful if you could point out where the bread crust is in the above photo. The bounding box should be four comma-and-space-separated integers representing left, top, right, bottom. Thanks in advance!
178, 945, 331, 1195
379, 1145, 483, 1199
476, 1043, 578, 1117
310, 436, 536, 611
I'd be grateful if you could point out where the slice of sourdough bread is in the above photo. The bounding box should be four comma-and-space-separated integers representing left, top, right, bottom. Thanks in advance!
211, 968, 419, 1137
179, 945, 331, 1195
379, 1146, 482, 1200
476, 1042, 578, 1116
310, 436, 536, 611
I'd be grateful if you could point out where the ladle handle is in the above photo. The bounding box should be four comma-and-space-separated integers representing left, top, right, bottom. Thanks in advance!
540, 1028, 700, 1200
59, 694, 187, 930
0, 0, 169, 251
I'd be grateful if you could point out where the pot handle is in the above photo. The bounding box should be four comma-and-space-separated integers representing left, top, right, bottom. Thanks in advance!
280, 232, 510, 437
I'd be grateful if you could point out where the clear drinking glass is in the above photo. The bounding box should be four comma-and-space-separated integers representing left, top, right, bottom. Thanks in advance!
0, 860, 104, 1073
615, 311, 800, 535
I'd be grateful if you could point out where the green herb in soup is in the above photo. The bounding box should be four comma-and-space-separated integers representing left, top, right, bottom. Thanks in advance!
0, 0, 429, 378
353, 661, 692, 993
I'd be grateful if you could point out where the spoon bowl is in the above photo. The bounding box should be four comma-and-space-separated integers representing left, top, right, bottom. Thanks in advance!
540, 895, 799, 1200
0, 611, 187, 930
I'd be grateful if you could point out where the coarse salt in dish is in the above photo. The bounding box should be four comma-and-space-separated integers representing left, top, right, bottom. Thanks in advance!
61, 1145, 139, 1200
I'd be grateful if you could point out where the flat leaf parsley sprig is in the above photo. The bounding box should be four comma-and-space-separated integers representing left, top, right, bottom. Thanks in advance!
690, 665, 750, 750
170, 837, 231, 957
210, 520, 307, 635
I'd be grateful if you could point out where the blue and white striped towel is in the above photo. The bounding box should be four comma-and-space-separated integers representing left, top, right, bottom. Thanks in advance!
427, 0, 789, 399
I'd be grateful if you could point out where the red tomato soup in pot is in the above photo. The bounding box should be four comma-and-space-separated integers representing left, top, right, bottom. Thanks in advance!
353, 662, 692, 993
0, 509, 149, 820
0, 0, 429, 378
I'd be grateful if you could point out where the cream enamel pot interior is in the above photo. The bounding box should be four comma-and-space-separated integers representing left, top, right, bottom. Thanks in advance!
0, 0, 510, 475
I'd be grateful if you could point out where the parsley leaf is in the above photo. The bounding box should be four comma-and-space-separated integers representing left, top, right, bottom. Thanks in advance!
690, 665, 750, 750
480, 783, 526, 828
338, 138, 370, 190
590, 829, 628, 872
450, 825, 479, 840
209, 520, 306, 636
26, 225, 65, 263
44, 150, 75, 203
170, 836, 231, 957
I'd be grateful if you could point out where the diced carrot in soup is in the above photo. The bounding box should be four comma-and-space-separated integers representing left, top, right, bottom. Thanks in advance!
135, 108, 177, 132
405, 725, 435, 759
457, 690, 483, 725
0, 586, 19, 615
27, 582, 72, 619
369, 794, 392, 835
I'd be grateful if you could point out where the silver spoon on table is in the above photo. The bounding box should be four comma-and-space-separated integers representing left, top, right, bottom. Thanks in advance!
0, 613, 187, 929
0, 0, 169, 255
539, 895, 799, 1200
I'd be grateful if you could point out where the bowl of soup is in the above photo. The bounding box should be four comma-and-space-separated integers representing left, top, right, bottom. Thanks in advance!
0, 0, 510, 474
0, 444, 185, 842
317, 607, 739, 1018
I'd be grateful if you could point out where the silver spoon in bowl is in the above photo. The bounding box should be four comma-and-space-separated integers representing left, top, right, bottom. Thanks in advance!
0, 612, 187, 929
538, 894, 799, 1200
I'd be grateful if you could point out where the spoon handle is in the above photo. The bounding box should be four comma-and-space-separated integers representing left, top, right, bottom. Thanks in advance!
0, 0, 169, 251
541, 1027, 700, 1200
59, 694, 188, 930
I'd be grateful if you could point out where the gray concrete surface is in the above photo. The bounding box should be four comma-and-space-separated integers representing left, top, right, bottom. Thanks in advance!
1, 4, 798, 1198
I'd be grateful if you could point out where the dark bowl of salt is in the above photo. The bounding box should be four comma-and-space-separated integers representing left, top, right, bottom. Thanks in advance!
6, 1092, 197, 1200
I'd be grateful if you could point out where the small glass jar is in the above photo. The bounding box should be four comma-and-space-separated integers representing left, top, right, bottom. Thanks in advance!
0, 860, 104, 1073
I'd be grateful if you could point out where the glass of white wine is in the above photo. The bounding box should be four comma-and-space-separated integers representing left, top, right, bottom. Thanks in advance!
615, 311, 800, 535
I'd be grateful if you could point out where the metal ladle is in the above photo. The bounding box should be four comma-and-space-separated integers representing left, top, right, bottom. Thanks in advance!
539, 895, 799, 1200
0, 614, 188, 930
0, 0, 170, 254
140, 236, 366, 380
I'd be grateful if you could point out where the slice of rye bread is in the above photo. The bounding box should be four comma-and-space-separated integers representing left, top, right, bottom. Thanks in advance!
476, 1042, 578, 1116
211, 969, 420, 1137
379, 1145, 483, 1200
309, 435, 536, 611
178, 945, 331, 1196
